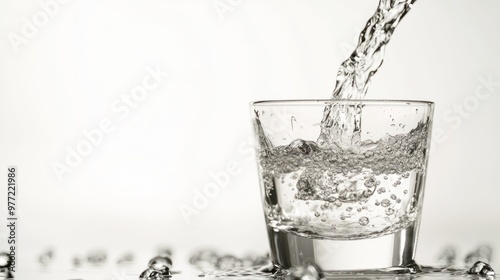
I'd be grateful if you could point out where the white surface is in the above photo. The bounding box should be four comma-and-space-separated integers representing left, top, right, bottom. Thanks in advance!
0, 0, 499, 270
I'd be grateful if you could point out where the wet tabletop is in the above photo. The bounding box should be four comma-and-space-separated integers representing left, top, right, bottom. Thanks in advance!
7, 246, 497, 280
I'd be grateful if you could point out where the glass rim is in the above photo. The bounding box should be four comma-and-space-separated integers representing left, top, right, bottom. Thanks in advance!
251, 99, 434, 107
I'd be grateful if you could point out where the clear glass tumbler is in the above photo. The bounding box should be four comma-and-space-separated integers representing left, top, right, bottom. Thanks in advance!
251, 100, 434, 274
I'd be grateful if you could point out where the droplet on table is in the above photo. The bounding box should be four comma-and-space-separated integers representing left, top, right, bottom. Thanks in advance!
148, 255, 173, 270
467, 261, 495, 276
38, 250, 53, 266
0, 253, 10, 268
241, 252, 270, 267
87, 250, 107, 266
0, 252, 13, 280
189, 249, 219, 268
117, 252, 134, 265
437, 246, 456, 266
215, 255, 243, 270
465, 245, 493, 266
72, 256, 83, 268
139, 267, 172, 279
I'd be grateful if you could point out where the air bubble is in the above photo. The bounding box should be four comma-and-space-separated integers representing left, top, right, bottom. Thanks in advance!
381, 199, 391, 207
390, 194, 397, 200
314, 212, 321, 217
359, 216, 370, 226
346, 207, 352, 212
385, 208, 395, 215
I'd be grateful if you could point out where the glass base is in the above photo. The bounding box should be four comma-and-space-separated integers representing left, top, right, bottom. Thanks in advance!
266, 223, 420, 274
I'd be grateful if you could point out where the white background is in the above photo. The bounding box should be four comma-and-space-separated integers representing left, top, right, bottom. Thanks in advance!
0, 0, 499, 270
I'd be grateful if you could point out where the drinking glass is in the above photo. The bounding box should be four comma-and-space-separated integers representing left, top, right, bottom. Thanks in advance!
251, 100, 434, 274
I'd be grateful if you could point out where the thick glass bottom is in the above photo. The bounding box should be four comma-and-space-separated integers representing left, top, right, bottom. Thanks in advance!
266, 223, 420, 274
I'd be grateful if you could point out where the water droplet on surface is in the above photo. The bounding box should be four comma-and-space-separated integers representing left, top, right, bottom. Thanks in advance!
87, 250, 107, 266
345, 207, 352, 212
72, 256, 83, 268
148, 255, 173, 270
467, 261, 495, 276
244, 253, 270, 267
38, 250, 53, 266
215, 255, 243, 270
0, 253, 10, 268
465, 245, 493, 266
359, 216, 370, 226
139, 267, 172, 279
117, 252, 134, 265
0, 252, 13, 279
437, 246, 456, 267
189, 249, 219, 268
